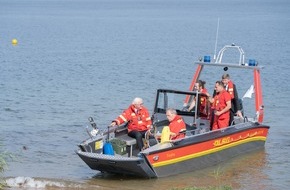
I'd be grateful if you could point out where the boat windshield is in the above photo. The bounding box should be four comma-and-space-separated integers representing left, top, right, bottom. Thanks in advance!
153, 89, 209, 118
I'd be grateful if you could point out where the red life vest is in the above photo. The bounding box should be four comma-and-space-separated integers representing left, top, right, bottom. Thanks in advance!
200, 88, 208, 114
169, 115, 186, 140
114, 104, 152, 133
226, 80, 235, 99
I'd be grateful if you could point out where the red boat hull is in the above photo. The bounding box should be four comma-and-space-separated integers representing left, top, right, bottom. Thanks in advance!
144, 124, 269, 177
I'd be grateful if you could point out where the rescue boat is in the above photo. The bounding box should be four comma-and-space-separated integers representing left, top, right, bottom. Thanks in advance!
76, 44, 270, 178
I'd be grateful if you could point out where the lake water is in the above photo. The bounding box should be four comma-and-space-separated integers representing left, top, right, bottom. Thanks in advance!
1, 0, 290, 189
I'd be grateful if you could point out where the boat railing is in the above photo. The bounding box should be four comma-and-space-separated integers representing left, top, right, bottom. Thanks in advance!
215, 44, 245, 65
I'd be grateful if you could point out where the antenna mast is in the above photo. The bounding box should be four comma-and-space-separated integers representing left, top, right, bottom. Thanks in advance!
214, 18, 220, 60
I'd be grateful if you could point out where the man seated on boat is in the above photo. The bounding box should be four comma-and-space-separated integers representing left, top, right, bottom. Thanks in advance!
110, 97, 152, 150
221, 74, 243, 124
208, 81, 231, 130
166, 108, 186, 140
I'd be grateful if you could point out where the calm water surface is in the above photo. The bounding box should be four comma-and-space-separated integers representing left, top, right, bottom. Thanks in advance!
1, 0, 290, 189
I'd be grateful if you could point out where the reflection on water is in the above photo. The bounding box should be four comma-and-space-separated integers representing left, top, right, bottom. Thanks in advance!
217, 149, 271, 190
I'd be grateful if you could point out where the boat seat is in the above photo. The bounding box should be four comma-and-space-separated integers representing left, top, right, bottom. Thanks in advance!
117, 134, 137, 157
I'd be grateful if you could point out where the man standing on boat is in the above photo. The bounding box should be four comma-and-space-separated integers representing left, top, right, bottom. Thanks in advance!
166, 108, 186, 140
110, 97, 152, 150
209, 81, 231, 130
221, 74, 243, 124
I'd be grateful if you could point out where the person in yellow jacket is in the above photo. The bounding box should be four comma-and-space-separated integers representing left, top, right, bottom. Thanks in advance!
111, 97, 152, 150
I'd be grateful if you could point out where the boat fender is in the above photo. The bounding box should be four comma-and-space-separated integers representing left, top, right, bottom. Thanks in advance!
103, 142, 114, 155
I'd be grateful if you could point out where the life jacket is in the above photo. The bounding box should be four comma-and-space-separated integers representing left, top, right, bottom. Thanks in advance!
226, 80, 235, 99
169, 115, 186, 140
114, 104, 152, 133
199, 88, 208, 114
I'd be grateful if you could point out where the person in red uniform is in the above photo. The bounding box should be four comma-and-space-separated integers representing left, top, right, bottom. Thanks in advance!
187, 80, 210, 118
221, 74, 243, 125
111, 97, 152, 150
209, 81, 231, 130
166, 108, 186, 140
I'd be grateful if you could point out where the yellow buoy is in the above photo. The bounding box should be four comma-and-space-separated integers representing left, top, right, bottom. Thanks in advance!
12, 39, 18, 45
